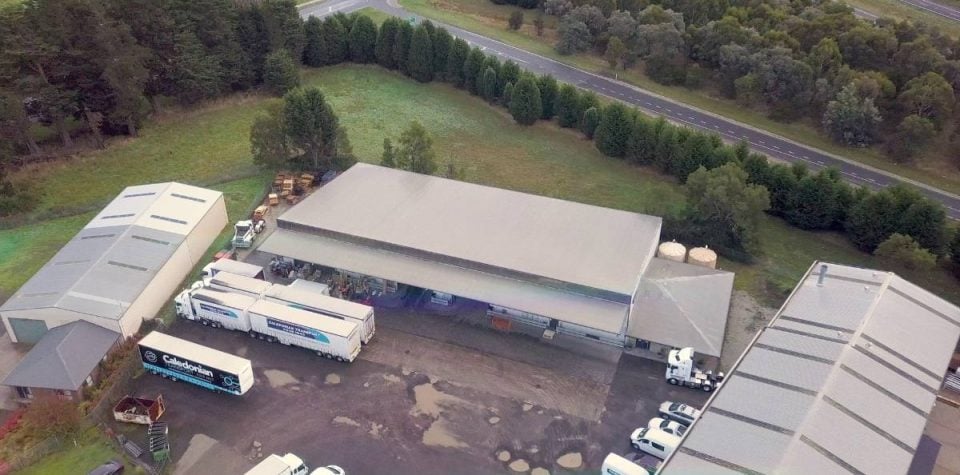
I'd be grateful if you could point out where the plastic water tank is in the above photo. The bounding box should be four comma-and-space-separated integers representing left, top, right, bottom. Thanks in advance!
657, 241, 687, 263
687, 246, 718, 269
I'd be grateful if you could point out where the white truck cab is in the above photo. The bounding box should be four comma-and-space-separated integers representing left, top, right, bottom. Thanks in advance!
245, 453, 308, 475
629, 427, 681, 460
601, 453, 653, 474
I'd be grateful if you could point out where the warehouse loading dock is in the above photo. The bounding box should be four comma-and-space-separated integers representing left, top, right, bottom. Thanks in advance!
259, 164, 734, 361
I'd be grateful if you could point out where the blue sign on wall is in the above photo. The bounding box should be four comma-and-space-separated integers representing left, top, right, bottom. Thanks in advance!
266, 317, 330, 344
199, 303, 238, 319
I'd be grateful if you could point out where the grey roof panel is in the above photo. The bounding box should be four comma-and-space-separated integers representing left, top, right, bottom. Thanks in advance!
825, 370, 927, 449
709, 376, 815, 432
841, 347, 937, 414
662, 452, 750, 475
277, 163, 661, 296
1, 321, 119, 390
756, 327, 846, 362
735, 347, 833, 393
678, 411, 793, 473
627, 258, 734, 358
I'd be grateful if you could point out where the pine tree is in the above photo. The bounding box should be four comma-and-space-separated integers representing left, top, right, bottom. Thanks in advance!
445, 38, 470, 87
555, 84, 581, 128
348, 15, 377, 63
375, 17, 400, 69
282, 87, 352, 170
580, 106, 600, 138
786, 171, 842, 230
625, 115, 653, 164
261, 0, 305, 61
381, 138, 397, 168
538, 75, 558, 119
463, 47, 487, 95
320, 17, 348, 65
498, 61, 521, 98
510, 75, 542, 125
303, 16, 325, 67
593, 103, 633, 158
502, 82, 515, 106
481, 67, 498, 103
393, 21, 413, 73
263, 50, 300, 95
408, 24, 435, 82
432, 28, 453, 81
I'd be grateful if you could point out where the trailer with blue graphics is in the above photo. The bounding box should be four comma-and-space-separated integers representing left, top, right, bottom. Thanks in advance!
265, 285, 376, 344
174, 286, 257, 331
203, 272, 273, 299
138, 331, 254, 395
247, 300, 361, 362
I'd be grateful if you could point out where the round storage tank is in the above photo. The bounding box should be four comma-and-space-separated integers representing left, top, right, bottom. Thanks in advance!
688, 246, 718, 269
657, 241, 687, 262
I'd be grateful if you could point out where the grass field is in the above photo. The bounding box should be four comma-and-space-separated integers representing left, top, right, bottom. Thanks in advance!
15, 430, 134, 475
4, 63, 959, 306
398, 0, 960, 195
847, 0, 960, 38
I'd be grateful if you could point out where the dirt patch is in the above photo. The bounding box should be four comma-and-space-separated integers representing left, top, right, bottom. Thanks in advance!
509, 459, 530, 472
488, 416, 501, 425
381, 374, 403, 384
262, 369, 299, 388
721, 291, 777, 370
530, 468, 550, 475
325, 373, 341, 385
422, 418, 468, 448
368, 422, 384, 438
497, 450, 511, 462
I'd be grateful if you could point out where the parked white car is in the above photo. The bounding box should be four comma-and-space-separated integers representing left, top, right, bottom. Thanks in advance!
629, 427, 681, 459
658, 401, 701, 426
310, 466, 345, 475
647, 417, 687, 437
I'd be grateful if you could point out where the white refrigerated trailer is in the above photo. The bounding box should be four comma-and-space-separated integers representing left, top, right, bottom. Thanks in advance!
201, 258, 265, 280
204, 271, 274, 299
175, 287, 257, 332
265, 285, 376, 344
138, 331, 254, 395
247, 300, 361, 362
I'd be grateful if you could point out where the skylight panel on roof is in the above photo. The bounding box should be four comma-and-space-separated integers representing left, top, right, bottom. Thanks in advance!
131, 235, 170, 246
122, 192, 156, 198
107, 261, 148, 272
149, 214, 187, 225
101, 213, 135, 220
171, 192, 206, 203
81, 234, 116, 240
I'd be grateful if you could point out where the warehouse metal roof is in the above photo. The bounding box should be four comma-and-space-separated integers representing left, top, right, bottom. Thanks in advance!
659, 262, 960, 475
259, 229, 630, 334
628, 258, 734, 358
1, 321, 119, 390
277, 163, 661, 297
0, 183, 223, 320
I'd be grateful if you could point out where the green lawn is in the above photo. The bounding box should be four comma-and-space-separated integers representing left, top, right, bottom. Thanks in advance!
398, 0, 960, 195
14, 430, 133, 475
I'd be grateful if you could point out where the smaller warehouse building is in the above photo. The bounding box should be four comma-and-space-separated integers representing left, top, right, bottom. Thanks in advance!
260, 163, 734, 359
659, 262, 960, 475
0, 182, 227, 344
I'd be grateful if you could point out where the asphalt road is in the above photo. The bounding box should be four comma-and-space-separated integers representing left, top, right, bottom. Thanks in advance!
900, 0, 960, 21
299, 0, 960, 219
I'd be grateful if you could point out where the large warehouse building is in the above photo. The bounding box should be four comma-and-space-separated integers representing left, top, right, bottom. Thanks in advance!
260, 163, 733, 357
659, 262, 960, 475
0, 182, 227, 344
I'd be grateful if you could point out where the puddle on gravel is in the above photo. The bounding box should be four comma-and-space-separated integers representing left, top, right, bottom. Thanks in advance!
557, 452, 582, 469
422, 418, 468, 448
325, 373, 341, 385
263, 369, 299, 388
410, 383, 467, 417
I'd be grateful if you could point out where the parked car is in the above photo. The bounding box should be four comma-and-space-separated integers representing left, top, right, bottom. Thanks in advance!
629, 427, 681, 459
311, 466, 345, 475
647, 417, 687, 437
658, 401, 701, 426
88, 460, 124, 475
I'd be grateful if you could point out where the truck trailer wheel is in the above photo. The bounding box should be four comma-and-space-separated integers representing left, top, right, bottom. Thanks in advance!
702, 385, 714, 392
324, 353, 333, 359
335, 356, 345, 362
249, 331, 257, 338
668, 378, 679, 385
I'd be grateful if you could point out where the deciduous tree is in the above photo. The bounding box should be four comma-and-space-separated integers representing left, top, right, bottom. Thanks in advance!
685, 163, 770, 256
395, 121, 437, 174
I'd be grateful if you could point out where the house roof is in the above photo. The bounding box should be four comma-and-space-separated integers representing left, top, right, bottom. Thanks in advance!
276, 163, 661, 298
627, 258, 734, 358
1, 321, 119, 390
659, 262, 960, 475
0, 183, 223, 320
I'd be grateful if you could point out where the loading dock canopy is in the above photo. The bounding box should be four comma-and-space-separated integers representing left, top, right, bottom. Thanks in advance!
2, 321, 119, 391
259, 229, 629, 334
660, 262, 960, 475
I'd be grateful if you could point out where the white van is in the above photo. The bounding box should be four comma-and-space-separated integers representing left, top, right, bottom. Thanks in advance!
629, 427, 681, 459
601, 453, 652, 475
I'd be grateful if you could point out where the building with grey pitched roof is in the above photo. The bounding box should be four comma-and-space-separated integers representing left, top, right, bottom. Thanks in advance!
659, 262, 960, 475
260, 163, 733, 357
2, 321, 119, 402
0, 182, 227, 344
